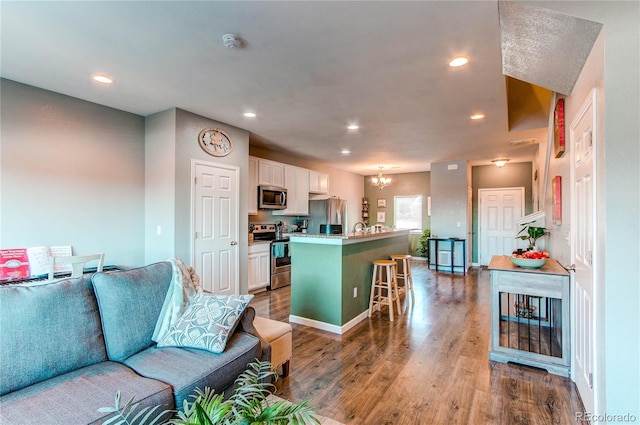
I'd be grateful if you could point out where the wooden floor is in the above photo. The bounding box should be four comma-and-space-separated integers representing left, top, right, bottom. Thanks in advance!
250, 261, 585, 425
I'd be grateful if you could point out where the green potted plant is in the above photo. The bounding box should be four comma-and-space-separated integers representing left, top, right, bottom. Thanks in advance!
101, 361, 319, 425
515, 223, 549, 251
418, 228, 430, 258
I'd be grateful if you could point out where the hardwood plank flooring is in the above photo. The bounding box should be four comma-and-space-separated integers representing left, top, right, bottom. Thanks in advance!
250, 261, 585, 424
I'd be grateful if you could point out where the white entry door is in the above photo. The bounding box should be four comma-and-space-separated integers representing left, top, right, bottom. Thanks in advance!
571, 89, 597, 414
192, 161, 239, 295
478, 188, 524, 265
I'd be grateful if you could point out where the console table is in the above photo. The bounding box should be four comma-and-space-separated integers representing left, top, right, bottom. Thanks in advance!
428, 237, 466, 274
488, 255, 570, 376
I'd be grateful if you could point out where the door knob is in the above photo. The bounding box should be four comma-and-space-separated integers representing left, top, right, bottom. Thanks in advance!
230, 241, 238, 246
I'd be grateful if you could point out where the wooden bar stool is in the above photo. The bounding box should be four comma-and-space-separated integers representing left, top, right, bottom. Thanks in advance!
368, 259, 402, 321
390, 254, 414, 302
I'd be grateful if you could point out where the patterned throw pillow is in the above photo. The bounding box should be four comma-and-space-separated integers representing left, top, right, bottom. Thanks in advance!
157, 293, 254, 353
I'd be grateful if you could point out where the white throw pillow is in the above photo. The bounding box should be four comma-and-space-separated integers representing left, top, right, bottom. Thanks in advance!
157, 293, 253, 353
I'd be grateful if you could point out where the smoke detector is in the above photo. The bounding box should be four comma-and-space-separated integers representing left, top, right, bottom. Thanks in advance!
222, 34, 243, 49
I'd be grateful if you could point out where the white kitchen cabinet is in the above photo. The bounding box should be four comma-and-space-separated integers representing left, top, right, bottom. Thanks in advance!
273, 165, 309, 216
248, 156, 258, 215
309, 170, 329, 194
258, 159, 285, 187
248, 243, 270, 292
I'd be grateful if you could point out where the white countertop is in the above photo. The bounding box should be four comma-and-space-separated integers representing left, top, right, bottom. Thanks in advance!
286, 229, 409, 245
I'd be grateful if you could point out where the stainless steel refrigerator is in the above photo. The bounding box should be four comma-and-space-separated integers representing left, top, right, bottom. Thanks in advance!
308, 198, 348, 234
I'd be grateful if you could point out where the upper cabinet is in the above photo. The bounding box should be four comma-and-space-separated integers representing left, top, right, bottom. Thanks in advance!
258, 159, 285, 187
250, 156, 329, 214
248, 156, 258, 215
273, 165, 309, 216
309, 170, 329, 194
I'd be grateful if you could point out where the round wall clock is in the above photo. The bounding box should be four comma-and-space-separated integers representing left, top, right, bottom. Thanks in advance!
198, 127, 233, 157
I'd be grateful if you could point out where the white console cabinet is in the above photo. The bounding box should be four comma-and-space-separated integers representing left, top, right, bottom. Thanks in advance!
488, 255, 570, 376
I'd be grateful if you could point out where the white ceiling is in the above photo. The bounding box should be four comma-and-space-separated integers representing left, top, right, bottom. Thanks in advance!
1, 1, 552, 175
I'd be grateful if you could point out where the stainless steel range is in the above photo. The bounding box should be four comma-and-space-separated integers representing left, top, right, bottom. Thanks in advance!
250, 223, 291, 290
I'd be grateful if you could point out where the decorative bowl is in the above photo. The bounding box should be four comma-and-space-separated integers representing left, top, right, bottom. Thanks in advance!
510, 257, 547, 269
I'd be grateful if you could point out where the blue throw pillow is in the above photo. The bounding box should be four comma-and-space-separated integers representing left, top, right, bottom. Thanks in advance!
157, 293, 253, 353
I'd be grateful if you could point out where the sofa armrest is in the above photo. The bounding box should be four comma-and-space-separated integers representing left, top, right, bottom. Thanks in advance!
237, 306, 271, 364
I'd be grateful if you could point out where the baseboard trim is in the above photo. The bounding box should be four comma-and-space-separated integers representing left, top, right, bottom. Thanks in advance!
289, 310, 369, 335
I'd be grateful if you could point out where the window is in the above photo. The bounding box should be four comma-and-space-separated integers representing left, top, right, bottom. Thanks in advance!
394, 195, 423, 230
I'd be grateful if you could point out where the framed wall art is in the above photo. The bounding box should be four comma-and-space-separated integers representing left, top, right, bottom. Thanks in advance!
377, 198, 386, 208
554, 99, 566, 158
198, 127, 233, 157
377, 211, 386, 223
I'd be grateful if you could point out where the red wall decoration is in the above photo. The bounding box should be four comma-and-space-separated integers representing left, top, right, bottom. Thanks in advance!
554, 98, 566, 158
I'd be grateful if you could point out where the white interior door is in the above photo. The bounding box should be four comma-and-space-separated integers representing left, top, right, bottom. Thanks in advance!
479, 188, 524, 265
571, 89, 597, 414
192, 161, 239, 295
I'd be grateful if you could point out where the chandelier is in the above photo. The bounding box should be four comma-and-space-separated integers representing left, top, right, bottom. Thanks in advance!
372, 167, 391, 190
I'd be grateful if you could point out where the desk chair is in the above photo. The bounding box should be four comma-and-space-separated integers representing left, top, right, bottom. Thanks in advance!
48, 253, 105, 280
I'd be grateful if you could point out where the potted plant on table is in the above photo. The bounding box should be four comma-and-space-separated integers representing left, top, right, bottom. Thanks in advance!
418, 228, 431, 258
515, 223, 549, 251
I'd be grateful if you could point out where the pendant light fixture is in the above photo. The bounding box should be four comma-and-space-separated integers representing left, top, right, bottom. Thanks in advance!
372, 167, 391, 190
492, 158, 510, 167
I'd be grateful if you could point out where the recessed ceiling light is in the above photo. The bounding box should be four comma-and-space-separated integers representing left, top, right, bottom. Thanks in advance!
347, 124, 359, 130
448, 57, 469, 67
341, 149, 351, 155
92, 74, 114, 84
470, 113, 485, 120
243, 112, 256, 118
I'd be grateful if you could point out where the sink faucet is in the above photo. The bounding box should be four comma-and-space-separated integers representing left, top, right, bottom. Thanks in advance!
353, 222, 367, 233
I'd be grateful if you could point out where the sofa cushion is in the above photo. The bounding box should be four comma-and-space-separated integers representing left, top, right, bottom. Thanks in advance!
157, 293, 254, 353
0, 361, 174, 425
124, 332, 261, 409
92, 262, 172, 362
0, 277, 107, 396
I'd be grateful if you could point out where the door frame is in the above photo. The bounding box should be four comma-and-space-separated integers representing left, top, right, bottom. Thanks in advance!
478, 187, 525, 266
569, 88, 600, 413
190, 158, 240, 294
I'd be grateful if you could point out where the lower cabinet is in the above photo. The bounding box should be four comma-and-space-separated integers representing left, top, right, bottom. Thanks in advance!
248, 244, 270, 292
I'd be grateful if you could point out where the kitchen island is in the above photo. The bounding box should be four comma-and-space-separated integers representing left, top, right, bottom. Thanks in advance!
287, 230, 409, 334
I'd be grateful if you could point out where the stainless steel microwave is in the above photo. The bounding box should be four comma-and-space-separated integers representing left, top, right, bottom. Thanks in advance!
258, 185, 287, 210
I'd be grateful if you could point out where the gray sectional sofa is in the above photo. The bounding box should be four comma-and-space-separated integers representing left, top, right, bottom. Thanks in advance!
0, 261, 269, 424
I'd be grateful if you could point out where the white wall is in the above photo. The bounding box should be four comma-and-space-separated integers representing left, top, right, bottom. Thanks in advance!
143, 108, 251, 291
430, 159, 469, 239
533, 1, 640, 418
144, 109, 177, 264
174, 109, 251, 292
0, 79, 146, 267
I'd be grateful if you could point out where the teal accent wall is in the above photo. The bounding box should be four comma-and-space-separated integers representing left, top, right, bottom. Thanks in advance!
291, 243, 343, 325
291, 235, 409, 327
